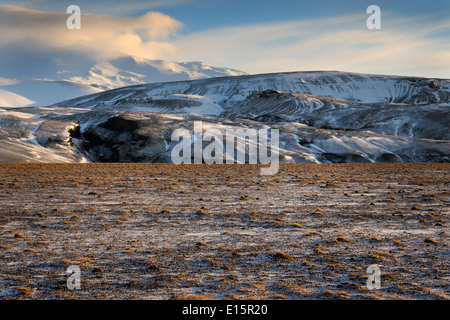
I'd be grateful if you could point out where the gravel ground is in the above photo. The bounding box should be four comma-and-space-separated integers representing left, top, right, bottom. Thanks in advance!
0, 163, 448, 300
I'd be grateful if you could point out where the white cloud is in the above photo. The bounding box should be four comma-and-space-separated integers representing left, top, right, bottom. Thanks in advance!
0, 4, 448, 79
0, 5, 183, 63
172, 13, 450, 78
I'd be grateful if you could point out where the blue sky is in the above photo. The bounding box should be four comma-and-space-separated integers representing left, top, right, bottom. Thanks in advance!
160, 0, 450, 33
5, 0, 448, 30
0, 0, 449, 77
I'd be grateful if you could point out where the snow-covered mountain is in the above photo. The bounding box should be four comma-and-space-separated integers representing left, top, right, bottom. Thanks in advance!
0, 71, 449, 164
0, 56, 246, 108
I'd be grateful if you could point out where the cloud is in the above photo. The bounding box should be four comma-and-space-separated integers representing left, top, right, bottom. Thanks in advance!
0, 5, 183, 66
172, 12, 450, 78
0, 4, 448, 79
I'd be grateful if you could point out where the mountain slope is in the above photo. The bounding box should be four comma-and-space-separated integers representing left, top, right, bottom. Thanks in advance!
54, 71, 450, 140
0, 71, 449, 164
0, 57, 246, 108
56, 70, 450, 108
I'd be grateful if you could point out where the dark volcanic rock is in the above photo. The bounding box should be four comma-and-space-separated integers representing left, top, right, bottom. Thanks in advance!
80, 115, 168, 162
321, 153, 372, 163
376, 153, 403, 163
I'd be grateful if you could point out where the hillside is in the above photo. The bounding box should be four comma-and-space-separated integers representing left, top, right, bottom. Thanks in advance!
0, 71, 449, 164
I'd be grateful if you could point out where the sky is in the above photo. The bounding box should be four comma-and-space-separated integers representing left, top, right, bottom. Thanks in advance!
0, 0, 449, 78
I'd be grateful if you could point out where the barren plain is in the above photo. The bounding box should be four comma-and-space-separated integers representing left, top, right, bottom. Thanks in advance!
0, 163, 448, 300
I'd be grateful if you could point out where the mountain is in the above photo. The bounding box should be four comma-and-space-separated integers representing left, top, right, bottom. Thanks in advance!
0, 70, 449, 164
0, 56, 246, 108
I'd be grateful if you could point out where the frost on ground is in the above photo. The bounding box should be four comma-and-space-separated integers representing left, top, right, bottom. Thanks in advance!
0, 163, 448, 300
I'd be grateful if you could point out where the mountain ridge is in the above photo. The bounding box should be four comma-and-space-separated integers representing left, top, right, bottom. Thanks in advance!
0, 70, 448, 164
0, 57, 247, 108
